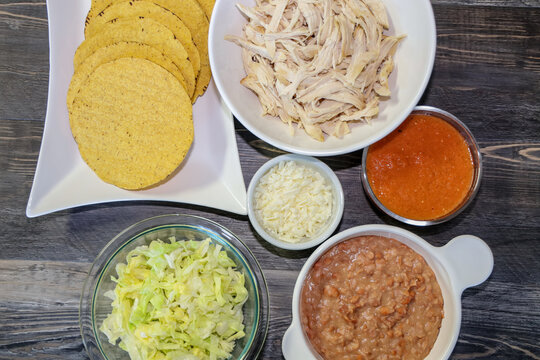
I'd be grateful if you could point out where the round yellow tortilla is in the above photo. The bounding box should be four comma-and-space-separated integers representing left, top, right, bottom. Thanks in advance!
86, 0, 211, 101
67, 41, 187, 107
85, 0, 200, 80
194, 0, 215, 20
74, 17, 196, 97
69, 58, 194, 190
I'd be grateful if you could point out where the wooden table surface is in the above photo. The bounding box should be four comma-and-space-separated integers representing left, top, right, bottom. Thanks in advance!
1, 0, 539, 359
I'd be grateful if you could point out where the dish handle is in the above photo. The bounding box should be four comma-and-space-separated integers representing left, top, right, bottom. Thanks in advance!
435, 235, 494, 295
282, 321, 315, 359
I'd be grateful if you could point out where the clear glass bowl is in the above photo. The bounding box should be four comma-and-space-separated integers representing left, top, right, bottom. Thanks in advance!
361, 106, 482, 226
80, 214, 269, 360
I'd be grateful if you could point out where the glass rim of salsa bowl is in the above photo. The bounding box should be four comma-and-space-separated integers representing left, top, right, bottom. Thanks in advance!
361, 105, 483, 226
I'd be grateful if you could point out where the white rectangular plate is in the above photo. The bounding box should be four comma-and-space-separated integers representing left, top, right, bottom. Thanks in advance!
27, 0, 247, 217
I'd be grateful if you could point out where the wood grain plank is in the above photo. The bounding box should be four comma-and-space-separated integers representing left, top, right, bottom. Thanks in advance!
0, 259, 87, 359
432, 0, 540, 7
0, 1, 538, 359
422, 5, 540, 147
0, 3, 538, 122
433, 6, 539, 71
2, 115, 538, 262
0, 1, 48, 121
2, 261, 539, 359
452, 331, 540, 359
0, 260, 88, 307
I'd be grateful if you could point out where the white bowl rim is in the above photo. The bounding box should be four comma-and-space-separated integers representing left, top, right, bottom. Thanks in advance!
208, 0, 437, 156
247, 154, 344, 250
282, 224, 494, 359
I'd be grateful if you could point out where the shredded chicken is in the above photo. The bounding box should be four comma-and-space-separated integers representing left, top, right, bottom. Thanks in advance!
226, 0, 404, 141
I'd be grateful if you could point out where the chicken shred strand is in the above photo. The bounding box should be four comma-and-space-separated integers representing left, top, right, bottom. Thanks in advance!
225, 0, 404, 141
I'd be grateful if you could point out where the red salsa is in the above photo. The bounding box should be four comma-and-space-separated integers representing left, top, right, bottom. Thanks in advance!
366, 114, 474, 221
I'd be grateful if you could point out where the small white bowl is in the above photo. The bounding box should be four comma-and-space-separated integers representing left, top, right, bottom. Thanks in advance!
247, 154, 344, 250
282, 224, 494, 359
209, 0, 436, 156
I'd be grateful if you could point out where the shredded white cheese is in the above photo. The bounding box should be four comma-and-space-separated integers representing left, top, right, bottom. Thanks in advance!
253, 160, 334, 243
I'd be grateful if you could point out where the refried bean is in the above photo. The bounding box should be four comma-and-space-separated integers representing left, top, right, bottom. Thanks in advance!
300, 235, 443, 360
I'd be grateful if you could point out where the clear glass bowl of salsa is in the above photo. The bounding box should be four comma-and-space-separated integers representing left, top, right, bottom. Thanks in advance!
361, 106, 482, 226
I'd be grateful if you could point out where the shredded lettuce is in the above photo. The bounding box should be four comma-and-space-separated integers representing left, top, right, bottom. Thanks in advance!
100, 237, 249, 360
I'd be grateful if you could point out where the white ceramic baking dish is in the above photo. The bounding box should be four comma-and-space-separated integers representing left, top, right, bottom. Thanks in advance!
282, 224, 494, 360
